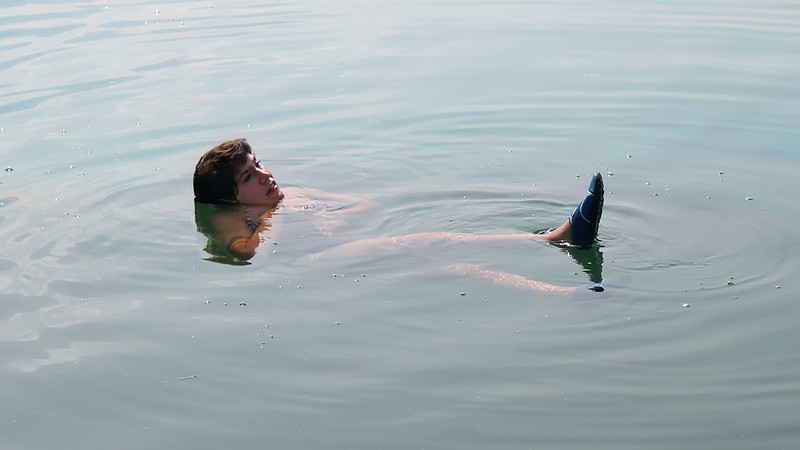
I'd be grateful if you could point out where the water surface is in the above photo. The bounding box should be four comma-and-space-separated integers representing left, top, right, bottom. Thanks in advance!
1, 1, 799, 449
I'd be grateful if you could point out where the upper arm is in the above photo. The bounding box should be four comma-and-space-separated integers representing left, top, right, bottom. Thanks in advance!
227, 236, 257, 260
209, 211, 260, 260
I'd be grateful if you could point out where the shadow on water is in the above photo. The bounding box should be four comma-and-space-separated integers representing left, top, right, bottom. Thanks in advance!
562, 244, 604, 283
193, 201, 251, 266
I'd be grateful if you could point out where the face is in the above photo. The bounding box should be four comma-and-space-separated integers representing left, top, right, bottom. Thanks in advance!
233, 153, 284, 205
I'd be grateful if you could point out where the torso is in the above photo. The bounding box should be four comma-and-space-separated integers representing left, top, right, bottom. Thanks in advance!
208, 187, 355, 261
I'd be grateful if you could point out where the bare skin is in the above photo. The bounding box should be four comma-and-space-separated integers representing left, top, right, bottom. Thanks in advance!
441, 263, 575, 296
211, 153, 572, 258
207, 153, 380, 260
206, 153, 589, 295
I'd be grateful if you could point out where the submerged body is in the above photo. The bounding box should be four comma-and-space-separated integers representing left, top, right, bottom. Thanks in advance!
194, 139, 607, 295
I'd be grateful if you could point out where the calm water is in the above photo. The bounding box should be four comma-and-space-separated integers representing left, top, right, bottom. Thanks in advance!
2, 1, 800, 448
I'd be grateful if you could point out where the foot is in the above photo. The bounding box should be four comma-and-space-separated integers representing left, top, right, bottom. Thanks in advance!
569, 172, 603, 249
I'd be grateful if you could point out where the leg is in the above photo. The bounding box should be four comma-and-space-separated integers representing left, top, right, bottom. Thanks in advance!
544, 220, 571, 243
567, 172, 604, 248
311, 172, 604, 259
442, 262, 621, 306
542, 171, 604, 247
310, 231, 544, 260
441, 263, 576, 296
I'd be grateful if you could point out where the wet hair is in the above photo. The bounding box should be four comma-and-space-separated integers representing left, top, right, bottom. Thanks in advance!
193, 138, 253, 204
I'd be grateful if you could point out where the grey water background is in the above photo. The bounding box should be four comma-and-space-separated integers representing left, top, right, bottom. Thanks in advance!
2, 1, 799, 448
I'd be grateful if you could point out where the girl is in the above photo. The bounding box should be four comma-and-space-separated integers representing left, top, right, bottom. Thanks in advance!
193, 139, 608, 296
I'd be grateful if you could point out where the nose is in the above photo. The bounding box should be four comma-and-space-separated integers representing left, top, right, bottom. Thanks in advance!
258, 168, 273, 184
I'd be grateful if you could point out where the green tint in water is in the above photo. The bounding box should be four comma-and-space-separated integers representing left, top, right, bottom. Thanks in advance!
1, 0, 799, 449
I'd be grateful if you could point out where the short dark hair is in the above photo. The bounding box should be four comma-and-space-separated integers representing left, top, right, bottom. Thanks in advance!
193, 138, 253, 203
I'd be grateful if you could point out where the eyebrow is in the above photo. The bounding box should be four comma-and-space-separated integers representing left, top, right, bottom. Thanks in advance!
235, 157, 255, 184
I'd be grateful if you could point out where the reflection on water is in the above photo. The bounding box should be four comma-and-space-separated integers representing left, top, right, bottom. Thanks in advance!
1, 0, 800, 449
193, 201, 252, 266
7, 341, 120, 374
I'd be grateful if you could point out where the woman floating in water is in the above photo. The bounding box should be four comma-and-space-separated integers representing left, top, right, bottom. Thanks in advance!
193, 138, 608, 296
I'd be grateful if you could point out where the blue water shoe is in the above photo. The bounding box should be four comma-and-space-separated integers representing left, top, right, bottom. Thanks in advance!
569, 172, 604, 249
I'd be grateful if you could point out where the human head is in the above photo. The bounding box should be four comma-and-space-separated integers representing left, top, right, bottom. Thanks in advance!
193, 138, 253, 204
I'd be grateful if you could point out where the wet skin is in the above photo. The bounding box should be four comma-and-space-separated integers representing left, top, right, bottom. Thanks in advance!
233, 153, 285, 206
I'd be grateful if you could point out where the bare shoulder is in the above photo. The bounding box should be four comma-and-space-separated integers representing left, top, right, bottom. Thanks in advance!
209, 207, 251, 241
